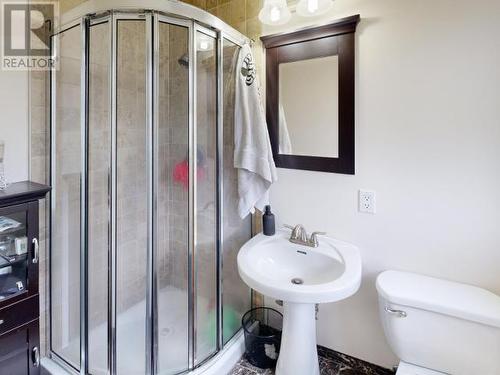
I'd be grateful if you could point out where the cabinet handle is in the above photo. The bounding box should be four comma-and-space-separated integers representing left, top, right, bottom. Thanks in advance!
32, 238, 39, 264
32, 346, 40, 367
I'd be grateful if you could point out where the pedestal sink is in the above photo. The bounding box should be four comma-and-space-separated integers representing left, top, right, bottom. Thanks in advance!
237, 229, 362, 375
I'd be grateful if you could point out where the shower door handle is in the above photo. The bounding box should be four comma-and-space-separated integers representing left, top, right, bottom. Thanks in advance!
32, 238, 39, 264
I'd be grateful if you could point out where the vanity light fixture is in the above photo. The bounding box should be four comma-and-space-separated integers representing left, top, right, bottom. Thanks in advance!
258, 0, 334, 25
296, 0, 333, 17
258, 0, 292, 26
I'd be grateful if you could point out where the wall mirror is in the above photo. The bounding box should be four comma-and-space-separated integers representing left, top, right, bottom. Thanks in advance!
261, 15, 359, 174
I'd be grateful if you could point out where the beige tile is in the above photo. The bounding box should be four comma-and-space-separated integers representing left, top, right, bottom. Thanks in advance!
246, 0, 263, 19
228, 0, 246, 26
30, 105, 46, 135
59, 0, 86, 14
234, 22, 247, 35
31, 78, 46, 107
207, 6, 218, 16
246, 16, 263, 40
216, 3, 230, 24
206, 0, 218, 10
181, 0, 207, 9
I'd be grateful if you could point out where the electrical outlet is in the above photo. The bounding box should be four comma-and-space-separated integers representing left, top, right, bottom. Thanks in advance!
359, 190, 376, 214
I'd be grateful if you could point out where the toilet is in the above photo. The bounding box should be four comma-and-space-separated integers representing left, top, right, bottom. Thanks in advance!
376, 270, 500, 375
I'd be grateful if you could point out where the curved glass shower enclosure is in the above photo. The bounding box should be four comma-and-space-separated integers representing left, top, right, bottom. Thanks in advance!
50, 4, 251, 374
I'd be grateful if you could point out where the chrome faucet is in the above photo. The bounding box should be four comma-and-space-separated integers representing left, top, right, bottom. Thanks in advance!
286, 224, 308, 244
284, 224, 326, 248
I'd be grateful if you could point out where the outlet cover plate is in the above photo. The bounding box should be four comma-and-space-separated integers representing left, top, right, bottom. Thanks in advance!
359, 190, 376, 214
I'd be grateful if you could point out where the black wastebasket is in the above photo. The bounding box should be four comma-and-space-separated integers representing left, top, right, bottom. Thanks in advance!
242, 307, 283, 369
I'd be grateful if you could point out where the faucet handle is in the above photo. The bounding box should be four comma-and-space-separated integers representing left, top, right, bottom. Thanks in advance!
309, 231, 327, 247
284, 224, 307, 242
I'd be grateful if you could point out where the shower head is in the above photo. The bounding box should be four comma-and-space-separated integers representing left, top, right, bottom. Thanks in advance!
178, 53, 189, 68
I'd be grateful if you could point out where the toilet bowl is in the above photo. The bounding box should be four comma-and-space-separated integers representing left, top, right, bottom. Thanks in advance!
376, 270, 500, 375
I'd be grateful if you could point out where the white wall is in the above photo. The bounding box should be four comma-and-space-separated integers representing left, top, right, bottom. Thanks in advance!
262, 0, 500, 368
0, 69, 29, 182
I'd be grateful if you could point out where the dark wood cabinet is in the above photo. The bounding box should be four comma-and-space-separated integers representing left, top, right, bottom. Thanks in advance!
0, 182, 50, 375
0, 314, 40, 375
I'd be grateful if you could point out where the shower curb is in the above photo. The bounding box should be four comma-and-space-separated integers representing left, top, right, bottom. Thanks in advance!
41, 330, 245, 375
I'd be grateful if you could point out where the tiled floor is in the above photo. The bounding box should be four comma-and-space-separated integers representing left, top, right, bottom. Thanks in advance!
231, 346, 395, 375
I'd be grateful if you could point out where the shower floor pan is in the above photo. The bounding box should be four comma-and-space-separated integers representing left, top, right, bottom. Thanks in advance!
49, 286, 243, 375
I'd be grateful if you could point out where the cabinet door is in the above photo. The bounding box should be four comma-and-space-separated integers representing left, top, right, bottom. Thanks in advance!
0, 319, 40, 375
0, 202, 39, 307
27, 320, 40, 375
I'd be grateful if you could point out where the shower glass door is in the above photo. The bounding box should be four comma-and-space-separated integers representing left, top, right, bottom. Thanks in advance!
50, 11, 251, 375
51, 23, 82, 369
116, 18, 148, 375
88, 19, 111, 375
221, 38, 251, 344
156, 17, 190, 374
194, 28, 218, 365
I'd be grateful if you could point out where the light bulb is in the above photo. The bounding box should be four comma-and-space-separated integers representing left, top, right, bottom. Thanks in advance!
270, 6, 281, 22
258, 0, 291, 25
296, 0, 333, 17
307, 0, 318, 13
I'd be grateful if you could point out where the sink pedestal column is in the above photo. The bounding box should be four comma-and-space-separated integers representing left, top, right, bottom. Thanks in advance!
276, 302, 319, 375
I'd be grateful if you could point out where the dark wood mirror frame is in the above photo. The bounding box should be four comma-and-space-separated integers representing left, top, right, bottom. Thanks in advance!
261, 15, 360, 174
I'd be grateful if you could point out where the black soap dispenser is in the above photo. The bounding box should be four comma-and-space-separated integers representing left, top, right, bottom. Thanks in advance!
262, 205, 275, 236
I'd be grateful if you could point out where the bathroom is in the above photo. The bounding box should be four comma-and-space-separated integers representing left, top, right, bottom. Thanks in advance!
0, 0, 499, 374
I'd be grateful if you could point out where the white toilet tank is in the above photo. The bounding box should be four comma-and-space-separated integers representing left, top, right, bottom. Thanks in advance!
376, 271, 500, 375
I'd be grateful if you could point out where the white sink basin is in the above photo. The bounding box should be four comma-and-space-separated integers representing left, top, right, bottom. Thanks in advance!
238, 229, 361, 303
237, 229, 362, 375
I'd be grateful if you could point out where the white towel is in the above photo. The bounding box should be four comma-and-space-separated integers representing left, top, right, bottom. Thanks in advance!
234, 44, 277, 219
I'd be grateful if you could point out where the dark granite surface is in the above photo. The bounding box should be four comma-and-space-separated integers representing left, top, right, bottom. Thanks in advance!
230, 346, 395, 375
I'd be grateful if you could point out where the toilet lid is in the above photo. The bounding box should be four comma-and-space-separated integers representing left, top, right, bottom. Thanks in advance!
376, 271, 500, 328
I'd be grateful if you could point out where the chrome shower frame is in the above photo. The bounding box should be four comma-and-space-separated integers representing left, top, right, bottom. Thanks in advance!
49, 4, 251, 374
